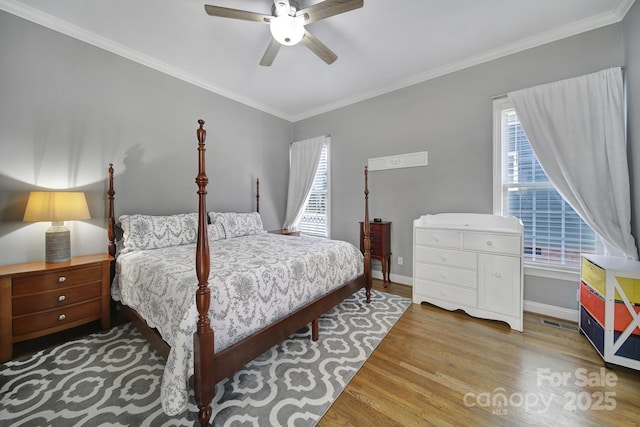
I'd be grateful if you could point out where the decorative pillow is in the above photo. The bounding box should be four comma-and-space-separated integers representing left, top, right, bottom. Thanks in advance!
208, 212, 265, 238
119, 213, 198, 253
207, 221, 226, 242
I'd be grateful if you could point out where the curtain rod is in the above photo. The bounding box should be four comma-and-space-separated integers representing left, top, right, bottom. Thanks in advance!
290, 134, 331, 144
489, 66, 625, 100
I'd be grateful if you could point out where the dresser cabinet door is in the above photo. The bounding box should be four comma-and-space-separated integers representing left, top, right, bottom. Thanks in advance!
477, 254, 521, 317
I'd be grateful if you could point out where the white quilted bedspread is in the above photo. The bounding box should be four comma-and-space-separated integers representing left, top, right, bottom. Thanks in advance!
112, 233, 363, 415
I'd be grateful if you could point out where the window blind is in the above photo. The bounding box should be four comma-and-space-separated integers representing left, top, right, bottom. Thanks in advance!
298, 143, 328, 237
501, 109, 602, 266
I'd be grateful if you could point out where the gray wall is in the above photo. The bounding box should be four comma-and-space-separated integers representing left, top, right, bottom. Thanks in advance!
2, 7, 639, 312
293, 23, 628, 310
0, 12, 292, 265
625, 1, 640, 246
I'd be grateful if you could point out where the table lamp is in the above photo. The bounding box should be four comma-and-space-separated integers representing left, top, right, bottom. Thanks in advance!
23, 191, 91, 263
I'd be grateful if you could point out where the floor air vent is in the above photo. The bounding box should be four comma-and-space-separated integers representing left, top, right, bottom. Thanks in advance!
541, 318, 579, 332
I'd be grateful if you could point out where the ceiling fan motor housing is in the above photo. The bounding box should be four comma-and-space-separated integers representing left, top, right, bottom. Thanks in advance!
272, 0, 300, 17
270, 0, 304, 45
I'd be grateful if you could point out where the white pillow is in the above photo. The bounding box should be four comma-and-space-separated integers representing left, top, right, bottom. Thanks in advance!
208, 212, 265, 238
119, 213, 198, 253
207, 221, 226, 242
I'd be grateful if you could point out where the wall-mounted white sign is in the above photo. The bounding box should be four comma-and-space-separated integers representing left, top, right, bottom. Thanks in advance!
368, 151, 428, 171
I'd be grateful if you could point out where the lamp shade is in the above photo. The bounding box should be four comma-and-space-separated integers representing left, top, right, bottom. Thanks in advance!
23, 191, 90, 222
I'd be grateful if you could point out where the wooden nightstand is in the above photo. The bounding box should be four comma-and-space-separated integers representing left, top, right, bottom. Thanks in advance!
360, 221, 392, 286
268, 229, 301, 236
0, 254, 112, 363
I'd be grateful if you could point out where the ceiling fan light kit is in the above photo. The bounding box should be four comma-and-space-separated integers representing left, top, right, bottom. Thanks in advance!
204, 0, 364, 66
270, 14, 305, 46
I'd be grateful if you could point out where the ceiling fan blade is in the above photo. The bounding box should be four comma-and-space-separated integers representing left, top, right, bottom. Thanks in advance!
259, 38, 282, 66
297, 0, 363, 24
301, 29, 338, 64
204, 4, 271, 23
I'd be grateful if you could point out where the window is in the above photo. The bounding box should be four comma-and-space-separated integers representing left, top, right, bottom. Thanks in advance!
298, 141, 330, 237
493, 99, 603, 271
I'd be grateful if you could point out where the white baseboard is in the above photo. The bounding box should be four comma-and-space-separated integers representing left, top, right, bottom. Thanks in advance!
375, 271, 578, 323
371, 270, 413, 286
524, 300, 578, 323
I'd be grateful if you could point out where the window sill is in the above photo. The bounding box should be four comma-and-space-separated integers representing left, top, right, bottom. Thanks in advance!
523, 262, 580, 282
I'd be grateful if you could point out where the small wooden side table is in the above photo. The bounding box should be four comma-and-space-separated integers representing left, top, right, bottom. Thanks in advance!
360, 221, 392, 286
0, 254, 112, 363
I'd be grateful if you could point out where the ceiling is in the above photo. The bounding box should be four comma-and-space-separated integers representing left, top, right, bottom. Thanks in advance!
1, 0, 635, 122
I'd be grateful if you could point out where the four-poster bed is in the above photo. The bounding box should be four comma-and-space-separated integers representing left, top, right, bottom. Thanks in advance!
107, 120, 372, 426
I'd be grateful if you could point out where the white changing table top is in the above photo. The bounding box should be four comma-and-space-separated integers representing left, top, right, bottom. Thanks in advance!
414, 213, 523, 234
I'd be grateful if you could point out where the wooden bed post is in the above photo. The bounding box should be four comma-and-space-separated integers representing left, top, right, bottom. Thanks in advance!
107, 164, 116, 259
193, 120, 215, 427
256, 178, 260, 213
107, 164, 117, 282
363, 166, 372, 302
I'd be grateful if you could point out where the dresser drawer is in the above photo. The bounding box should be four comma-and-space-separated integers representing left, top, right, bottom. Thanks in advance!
12, 265, 102, 295
463, 232, 521, 255
13, 299, 102, 337
415, 246, 477, 269
12, 283, 102, 316
580, 306, 604, 357
613, 276, 640, 304
415, 262, 477, 288
415, 229, 461, 249
581, 257, 605, 296
580, 281, 640, 336
414, 278, 477, 307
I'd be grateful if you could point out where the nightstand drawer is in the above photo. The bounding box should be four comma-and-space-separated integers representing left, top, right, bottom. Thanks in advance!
13, 299, 102, 337
12, 283, 102, 316
12, 265, 102, 295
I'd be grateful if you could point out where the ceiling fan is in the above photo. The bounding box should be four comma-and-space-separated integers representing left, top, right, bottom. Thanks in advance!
204, 0, 364, 66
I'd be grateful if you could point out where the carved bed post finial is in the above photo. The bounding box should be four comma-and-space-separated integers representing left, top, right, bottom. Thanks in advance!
256, 178, 260, 213
107, 164, 116, 259
363, 166, 372, 302
193, 119, 215, 427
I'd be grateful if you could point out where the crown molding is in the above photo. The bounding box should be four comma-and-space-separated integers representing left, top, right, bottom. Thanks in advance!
0, 0, 294, 122
290, 2, 634, 121
2, 0, 634, 123
614, 0, 637, 19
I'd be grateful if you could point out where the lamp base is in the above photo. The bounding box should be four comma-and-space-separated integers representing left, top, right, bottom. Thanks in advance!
46, 222, 70, 263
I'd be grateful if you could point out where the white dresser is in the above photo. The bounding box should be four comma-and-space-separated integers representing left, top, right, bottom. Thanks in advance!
413, 213, 524, 331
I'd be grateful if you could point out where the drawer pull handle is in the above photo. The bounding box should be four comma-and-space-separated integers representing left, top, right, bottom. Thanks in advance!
441, 290, 447, 297
58, 276, 67, 283
441, 255, 447, 262
434, 236, 440, 242
495, 272, 502, 278
440, 272, 447, 279
58, 295, 66, 302
486, 241, 493, 247
58, 314, 66, 321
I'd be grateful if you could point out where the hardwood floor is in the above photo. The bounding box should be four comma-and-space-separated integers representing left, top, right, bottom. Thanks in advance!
319, 279, 640, 426
8, 279, 639, 425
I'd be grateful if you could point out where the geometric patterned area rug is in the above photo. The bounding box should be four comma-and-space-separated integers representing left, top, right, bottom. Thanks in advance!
0, 289, 410, 426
